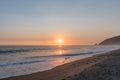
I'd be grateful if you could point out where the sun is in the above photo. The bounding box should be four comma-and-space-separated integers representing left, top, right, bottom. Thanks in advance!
57, 38, 63, 44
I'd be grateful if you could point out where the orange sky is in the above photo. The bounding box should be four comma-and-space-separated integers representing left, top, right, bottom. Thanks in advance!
0, 35, 107, 45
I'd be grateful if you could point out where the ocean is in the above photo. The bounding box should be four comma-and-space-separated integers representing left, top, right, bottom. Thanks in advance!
0, 45, 120, 79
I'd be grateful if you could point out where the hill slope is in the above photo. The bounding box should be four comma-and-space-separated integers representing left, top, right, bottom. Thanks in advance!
99, 36, 120, 45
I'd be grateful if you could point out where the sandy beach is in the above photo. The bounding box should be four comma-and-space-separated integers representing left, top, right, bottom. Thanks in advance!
1, 0, 120, 80
1, 49, 120, 80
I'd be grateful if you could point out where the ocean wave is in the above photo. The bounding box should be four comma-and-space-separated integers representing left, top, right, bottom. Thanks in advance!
0, 49, 31, 54
25, 52, 94, 59
0, 60, 50, 67
0, 47, 58, 54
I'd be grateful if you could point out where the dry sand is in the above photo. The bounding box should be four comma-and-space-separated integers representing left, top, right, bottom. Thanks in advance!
1, 49, 120, 80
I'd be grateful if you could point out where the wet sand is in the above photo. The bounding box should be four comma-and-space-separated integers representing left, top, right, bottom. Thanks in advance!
1, 49, 120, 80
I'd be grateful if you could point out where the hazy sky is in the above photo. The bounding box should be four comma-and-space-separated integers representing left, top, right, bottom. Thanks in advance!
0, 0, 120, 45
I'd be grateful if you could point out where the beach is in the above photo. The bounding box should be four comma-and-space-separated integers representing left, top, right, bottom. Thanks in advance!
1, 0, 120, 80
1, 49, 120, 80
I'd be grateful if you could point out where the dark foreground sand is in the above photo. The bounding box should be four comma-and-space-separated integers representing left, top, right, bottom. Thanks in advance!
1, 49, 120, 80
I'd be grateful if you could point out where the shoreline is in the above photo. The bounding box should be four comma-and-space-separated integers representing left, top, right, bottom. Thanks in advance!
1, 49, 120, 80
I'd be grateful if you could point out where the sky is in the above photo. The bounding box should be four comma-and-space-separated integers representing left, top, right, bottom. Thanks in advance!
0, 0, 120, 45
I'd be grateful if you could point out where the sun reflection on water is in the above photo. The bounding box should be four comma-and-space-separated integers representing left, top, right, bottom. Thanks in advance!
58, 49, 63, 55
50, 58, 70, 67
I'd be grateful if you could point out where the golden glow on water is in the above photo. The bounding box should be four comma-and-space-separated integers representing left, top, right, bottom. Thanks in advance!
51, 58, 69, 67
58, 49, 63, 55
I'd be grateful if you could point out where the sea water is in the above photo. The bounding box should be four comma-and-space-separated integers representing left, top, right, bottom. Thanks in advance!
0, 45, 120, 79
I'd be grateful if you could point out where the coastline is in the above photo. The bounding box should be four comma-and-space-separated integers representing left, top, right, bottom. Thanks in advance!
1, 49, 120, 80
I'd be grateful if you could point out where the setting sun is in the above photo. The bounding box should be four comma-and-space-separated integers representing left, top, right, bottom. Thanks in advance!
57, 38, 63, 44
